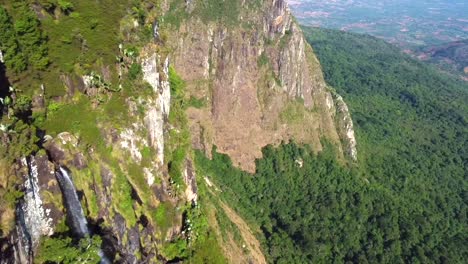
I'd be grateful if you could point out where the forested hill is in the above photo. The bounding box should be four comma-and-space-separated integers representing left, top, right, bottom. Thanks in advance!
302, 27, 468, 260
302, 27, 467, 184
197, 28, 468, 263
416, 39, 468, 80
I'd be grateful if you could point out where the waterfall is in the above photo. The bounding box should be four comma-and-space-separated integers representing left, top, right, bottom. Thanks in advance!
55, 167, 89, 238
14, 156, 53, 263
55, 167, 110, 264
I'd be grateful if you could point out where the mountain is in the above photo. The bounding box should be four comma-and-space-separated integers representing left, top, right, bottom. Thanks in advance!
414, 39, 468, 80
191, 27, 467, 263
0, 1, 466, 263
0, 0, 356, 263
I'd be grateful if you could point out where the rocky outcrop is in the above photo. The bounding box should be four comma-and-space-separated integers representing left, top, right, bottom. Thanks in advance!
1, 1, 359, 263
332, 93, 358, 161
183, 159, 198, 204
141, 52, 171, 167
167, 0, 344, 172
1, 155, 62, 263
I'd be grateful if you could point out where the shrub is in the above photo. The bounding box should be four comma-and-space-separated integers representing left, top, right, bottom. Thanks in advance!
128, 63, 142, 80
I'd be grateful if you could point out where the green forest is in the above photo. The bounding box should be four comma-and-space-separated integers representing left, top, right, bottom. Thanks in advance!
195, 28, 468, 263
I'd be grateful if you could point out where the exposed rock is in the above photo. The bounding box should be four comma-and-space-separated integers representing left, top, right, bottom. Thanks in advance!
183, 159, 198, 204
119, 125, 144, 163
153, 20, 160, 41
264, 0, 292, 38
34, 155, 64, 227
16, 157, 54, 255
44, 132, 79, 166
169, 0, 342, 172
141, 51, 171, 166
332, 93, 358, 161
31, 85, 45, 111
61, 74, 87, 96
72, 153, 87, 169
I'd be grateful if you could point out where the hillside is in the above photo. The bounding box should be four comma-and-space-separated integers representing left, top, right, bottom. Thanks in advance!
195, 27, 468, 263
414, 39, 468, 80
0, 1, 466, 263
302, 27, 467, 262
0, 0, 356, 263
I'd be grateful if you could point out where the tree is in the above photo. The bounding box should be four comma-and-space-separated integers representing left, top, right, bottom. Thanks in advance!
12, 1, 49, 70
57, 0, 74, 14
0, 6, 26, 72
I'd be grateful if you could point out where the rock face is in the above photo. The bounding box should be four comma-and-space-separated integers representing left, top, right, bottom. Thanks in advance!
0, 1, 358, 263
142, 51, 171, 167
166, 0, 350, 172
332, 93, 358, 161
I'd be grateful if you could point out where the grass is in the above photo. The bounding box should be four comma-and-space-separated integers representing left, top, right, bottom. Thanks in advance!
3, 0, 131, 98
111, 164, 137, 227
153, 202, 176, 236
279, 101, 307, 125
127, 162, 152, 204
257, 52, 269, 68
163, 0, 240, 28
42, 95, 102, 146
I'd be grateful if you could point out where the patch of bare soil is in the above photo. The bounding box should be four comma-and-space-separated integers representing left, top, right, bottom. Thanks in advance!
219, 202, 267, 264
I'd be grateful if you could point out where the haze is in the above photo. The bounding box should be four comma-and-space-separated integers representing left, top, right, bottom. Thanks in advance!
288, 0, 468, 47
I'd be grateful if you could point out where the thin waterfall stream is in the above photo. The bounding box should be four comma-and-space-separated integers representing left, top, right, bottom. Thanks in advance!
55, 167, 110, 264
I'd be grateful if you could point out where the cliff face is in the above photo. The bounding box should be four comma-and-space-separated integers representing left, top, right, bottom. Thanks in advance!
0, 0, 357, 263
165, 0, 352, 172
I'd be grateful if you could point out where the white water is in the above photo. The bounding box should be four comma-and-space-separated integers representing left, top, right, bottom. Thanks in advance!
17, 157, 54, 262
56, 167, 110, 263
57, 167, 89, 237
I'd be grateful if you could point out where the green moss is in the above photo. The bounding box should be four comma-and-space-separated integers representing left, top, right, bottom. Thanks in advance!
162, 0, 189, 28
187, 96, 206, 109
257, 52, 269, 68
102, 93, 129, 127
153, 202, 176, 236
111, 165, 137, 227
195, 0, 240, 26
127, 162, 151, 204
69, 165, 101, 220
42, 190, 64, 212
165, 67, 191, 186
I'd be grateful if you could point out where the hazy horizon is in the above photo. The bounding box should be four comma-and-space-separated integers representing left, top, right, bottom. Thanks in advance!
288, 0, 468, 48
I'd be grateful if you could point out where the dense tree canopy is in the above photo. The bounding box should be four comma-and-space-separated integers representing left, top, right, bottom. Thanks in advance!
196, 28, 468, 263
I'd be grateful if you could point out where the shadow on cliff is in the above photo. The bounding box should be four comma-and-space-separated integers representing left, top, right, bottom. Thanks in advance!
0, 61, 11, 119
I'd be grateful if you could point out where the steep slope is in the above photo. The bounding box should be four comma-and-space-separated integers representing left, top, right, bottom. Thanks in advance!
162, 0, 356, 172
0, 0, 356, 263
192, 28, 467, 263
304, 27, 467, 262
414, 39, 468, 80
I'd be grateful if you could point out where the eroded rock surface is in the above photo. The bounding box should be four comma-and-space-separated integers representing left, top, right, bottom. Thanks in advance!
169, 0, 344, 172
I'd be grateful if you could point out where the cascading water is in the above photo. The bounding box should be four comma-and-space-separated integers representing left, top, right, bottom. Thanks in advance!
55, 167, 110, 264
12, 156, 54, 263
55, 167, 89, 237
